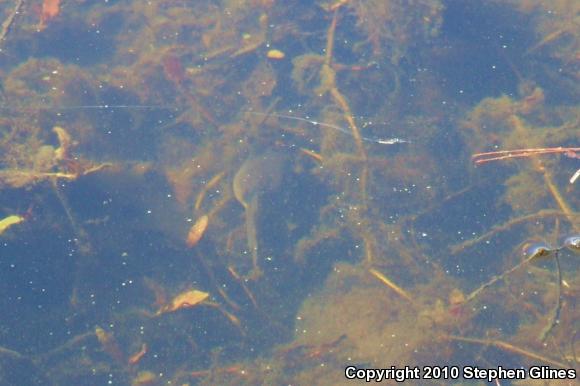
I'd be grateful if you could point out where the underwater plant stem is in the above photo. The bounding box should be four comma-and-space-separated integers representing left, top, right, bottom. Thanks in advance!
245, 196, 261, 280
543, 170, 578, 231
445, 335, 569, 368
539, 253, 563, 342
322, 9, 369, 204
369, 268, 415, 305
464, 252, 537, 304
0, 0, 23, 46
52, 179, 92, 255
324, 9, 338, 66
508, 116, 578, 231
450, 209, 575, 254
472, 147, 580, 164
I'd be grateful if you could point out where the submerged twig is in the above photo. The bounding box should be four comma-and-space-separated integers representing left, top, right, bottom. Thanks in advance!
369, 268, 415, 305
472, 147, 580, 165
463, 251, 537, 304
446, 335, 569, 368
0, 0, 23, 47
450, 209, 576, 254
539, 253, 563, 342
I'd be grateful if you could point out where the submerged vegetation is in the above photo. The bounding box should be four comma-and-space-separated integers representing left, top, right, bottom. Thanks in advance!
0, 0, 578, 384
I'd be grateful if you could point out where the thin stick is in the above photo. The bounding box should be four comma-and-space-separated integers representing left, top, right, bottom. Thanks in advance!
463, 252, 537, 303
369, 268, 415, 305
446, 335, 569, 368
539, 253, 563, 341
0, 0, 23, 45
473, 147, 580, 159
450, 209, 576, 254
472, 147, 580, 165
245, 111, 409, 145
465, 247, 566, 342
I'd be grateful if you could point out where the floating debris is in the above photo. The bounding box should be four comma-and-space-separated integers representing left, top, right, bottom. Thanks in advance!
155, 289, 209, 316
185, 214, 209, 248
53, 126, 72, 161
39, 0, 61, 30
128, 343, 147, 366
131, 371, 157, 386
570, 168, 580, 184
0, 215, 25, 236
266, 49, 285, 59
95, 326, 125, 364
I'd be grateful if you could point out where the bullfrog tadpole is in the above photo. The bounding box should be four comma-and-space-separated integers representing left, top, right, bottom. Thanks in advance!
233, 152, 286, 279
